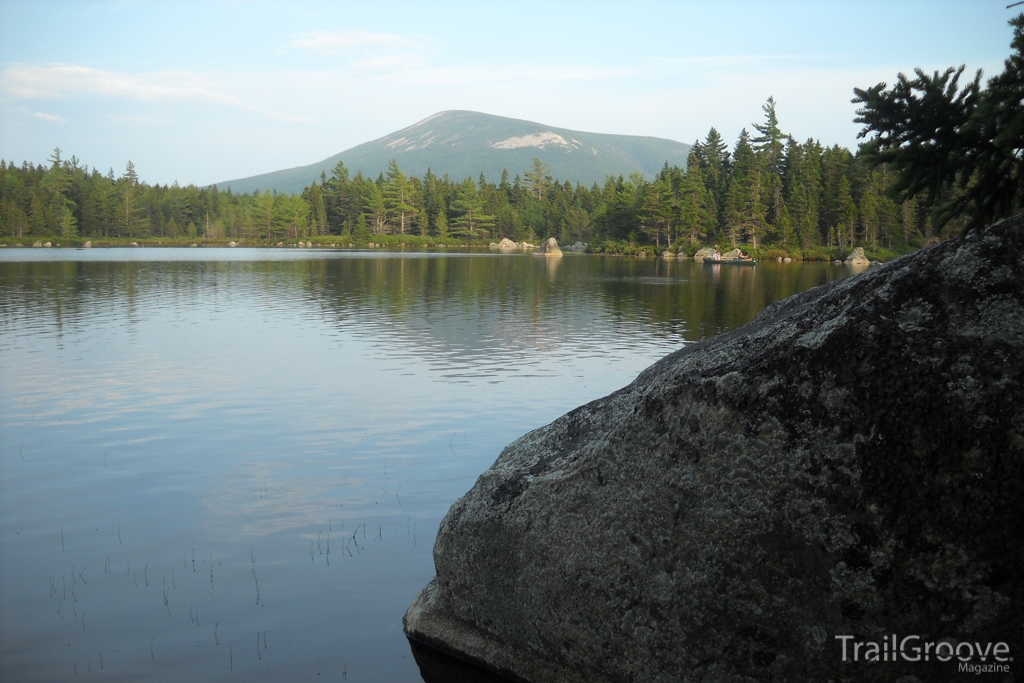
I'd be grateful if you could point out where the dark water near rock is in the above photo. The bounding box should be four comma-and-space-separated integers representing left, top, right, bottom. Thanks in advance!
0, 248, 856, 682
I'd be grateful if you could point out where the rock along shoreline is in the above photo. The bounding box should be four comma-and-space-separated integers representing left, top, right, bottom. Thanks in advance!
404, 215, 1024, 682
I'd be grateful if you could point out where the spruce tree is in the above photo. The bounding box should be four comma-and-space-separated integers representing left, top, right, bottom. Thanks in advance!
853, 13, 1024, 230
450, 179, 494, 239
60, 207, 77, 239
678, 152, 715, 244
693, 128, 730, 235
435, 200, 449, 239
639, 176, 672, 247
354, 212, 369, 241
309, 183, 327, 236
783, 138, 823, 247
725, 130, 767, 247
120, 161, 147, 237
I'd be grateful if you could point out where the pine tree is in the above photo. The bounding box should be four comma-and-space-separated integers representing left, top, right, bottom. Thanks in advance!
752, 97, 785, 174
363, 181, 387, 235
42, 147, 75, 232
752, 98, 787, 234
450, 179, 494, 239
280, 195, 309, 238
251, 189, 278, 240
523, 158, 551, 201
119, 161, 148, 237
384, 160, 416, 235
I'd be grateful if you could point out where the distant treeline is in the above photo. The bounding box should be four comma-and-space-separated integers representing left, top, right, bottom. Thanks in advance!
0, 98, 958, 255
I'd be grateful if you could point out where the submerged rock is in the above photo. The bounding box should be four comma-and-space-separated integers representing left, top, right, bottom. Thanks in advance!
405, 214, 1024, 682
535, 237, 562, 257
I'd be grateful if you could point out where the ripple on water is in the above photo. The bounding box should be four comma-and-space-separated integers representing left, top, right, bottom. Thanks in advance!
0, 251, 852, 682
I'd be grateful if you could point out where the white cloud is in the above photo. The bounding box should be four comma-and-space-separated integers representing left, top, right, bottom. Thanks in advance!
285, 29, 418, 55
0, 65, 313, 124
32, 111, 66, 124
0, 45, 932, 186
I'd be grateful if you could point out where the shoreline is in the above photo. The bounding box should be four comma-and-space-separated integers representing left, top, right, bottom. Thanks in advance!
0, 239, 907, 263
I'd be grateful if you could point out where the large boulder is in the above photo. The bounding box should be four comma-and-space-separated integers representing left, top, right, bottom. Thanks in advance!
535, 237, 563, 257
846, 246, 871, 266
693, 247, 716, 259
405, 215, 1024, 682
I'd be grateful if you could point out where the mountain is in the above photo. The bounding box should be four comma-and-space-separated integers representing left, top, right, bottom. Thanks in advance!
215, 111, 692, 194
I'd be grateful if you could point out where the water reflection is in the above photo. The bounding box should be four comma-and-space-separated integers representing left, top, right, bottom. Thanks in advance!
0, 250, 855, 682
0, 251, 852, 354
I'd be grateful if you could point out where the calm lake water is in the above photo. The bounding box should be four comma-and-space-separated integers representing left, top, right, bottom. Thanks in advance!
0, 248, 857, 682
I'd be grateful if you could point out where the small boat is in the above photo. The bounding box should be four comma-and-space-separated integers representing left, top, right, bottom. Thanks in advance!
703, 258, 757, 266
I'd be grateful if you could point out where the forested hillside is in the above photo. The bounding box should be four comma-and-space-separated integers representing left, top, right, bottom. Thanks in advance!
0, 99, 959, 257
216, 110, 693, 195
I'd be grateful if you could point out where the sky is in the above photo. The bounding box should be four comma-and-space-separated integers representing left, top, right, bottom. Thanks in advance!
0, 0, 1016, 187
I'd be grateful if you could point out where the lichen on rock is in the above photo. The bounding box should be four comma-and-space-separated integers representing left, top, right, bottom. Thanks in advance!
405, 214, 1024, 682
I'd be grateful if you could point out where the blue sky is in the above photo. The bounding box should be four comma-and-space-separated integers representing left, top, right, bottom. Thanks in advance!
0, 0, 1015, 187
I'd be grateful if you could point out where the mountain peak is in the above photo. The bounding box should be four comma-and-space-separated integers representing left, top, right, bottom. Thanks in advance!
217, 111, 690, 194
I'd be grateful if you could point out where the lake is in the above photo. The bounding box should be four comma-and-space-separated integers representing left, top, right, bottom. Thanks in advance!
0, 248, 857, 682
